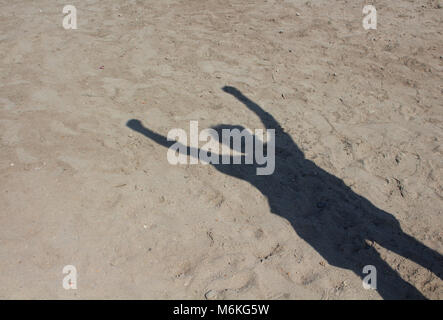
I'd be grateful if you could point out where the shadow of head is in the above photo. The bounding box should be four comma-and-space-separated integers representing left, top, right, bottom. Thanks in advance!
209, 124, 264, 154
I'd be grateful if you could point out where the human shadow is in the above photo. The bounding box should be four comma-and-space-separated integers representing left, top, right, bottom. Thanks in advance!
127, 86, 442, 299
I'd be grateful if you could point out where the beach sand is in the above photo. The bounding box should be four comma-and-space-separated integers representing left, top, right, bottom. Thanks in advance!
0, 0, 442, 299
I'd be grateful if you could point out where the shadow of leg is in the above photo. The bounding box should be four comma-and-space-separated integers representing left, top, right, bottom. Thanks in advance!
351, 246, 427, 299
370, 227, 443, 281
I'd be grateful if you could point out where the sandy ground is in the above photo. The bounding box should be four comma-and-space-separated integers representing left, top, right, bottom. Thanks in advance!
0, 0, 442, 299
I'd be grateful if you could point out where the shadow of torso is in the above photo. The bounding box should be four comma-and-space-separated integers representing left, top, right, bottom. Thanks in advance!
211, 123, 441, 300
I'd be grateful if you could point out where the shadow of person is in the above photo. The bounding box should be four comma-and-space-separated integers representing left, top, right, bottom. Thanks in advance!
127, 86, 442, 299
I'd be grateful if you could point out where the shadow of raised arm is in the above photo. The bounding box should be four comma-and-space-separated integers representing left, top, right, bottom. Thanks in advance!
222, 86, 282, 131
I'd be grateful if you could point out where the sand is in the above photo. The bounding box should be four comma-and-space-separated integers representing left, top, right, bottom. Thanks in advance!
0, 0, 442, 299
